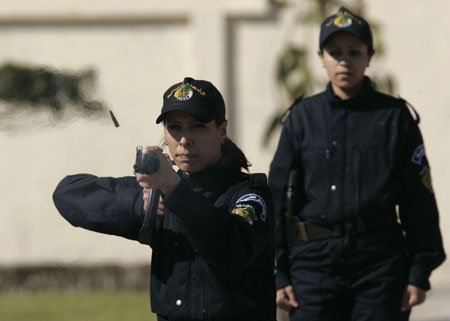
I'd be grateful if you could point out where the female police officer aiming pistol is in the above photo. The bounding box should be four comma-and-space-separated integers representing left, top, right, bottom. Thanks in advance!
53, 77, 276, 321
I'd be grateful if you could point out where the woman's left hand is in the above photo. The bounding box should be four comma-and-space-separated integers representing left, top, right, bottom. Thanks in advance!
142, 188, 169, 217
401, 284, 426, 311
135, 146, 180, 195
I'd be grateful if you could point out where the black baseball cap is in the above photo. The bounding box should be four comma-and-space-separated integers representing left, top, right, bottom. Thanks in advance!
155, 77, 226, 124
319, 7, 373, 52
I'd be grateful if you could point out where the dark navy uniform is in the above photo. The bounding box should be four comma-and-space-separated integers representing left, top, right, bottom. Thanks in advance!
269, 77, 445, 320
53, 153, 276, 321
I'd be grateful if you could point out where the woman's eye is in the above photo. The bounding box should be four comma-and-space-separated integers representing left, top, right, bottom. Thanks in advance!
167, 124, 181, 130
349, 50, 361, 56
192, 123, 205, 129
329, 50, 340, 57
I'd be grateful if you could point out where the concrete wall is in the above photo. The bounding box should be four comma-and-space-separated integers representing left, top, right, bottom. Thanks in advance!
0, 0, 448, 287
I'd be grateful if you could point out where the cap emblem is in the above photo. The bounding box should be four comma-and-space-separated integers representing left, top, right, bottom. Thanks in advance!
166, 81, 207, 102
174, 84, 193, 101
334, 12, 352, 27
327, 9, 362, 28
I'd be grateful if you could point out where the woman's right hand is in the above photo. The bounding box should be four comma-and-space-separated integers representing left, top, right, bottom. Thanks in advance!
276, 284, 299, 312
135, 146, 180, 195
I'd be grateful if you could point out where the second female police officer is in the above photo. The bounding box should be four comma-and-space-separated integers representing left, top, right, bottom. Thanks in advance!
269, 7, 445, 321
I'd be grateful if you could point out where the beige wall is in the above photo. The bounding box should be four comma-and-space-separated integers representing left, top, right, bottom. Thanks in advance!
0, 0, 448, 286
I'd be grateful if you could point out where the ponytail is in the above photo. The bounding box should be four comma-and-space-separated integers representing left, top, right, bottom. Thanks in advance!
221, 138, 252, 172
213, 115, 251, 171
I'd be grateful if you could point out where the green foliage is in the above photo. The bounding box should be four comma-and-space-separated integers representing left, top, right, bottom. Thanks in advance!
296, 0, 342, 24
0, 62, 106, 115
262, 46, 315, 145
0, 290, 157, 321
277, 46, 314, 97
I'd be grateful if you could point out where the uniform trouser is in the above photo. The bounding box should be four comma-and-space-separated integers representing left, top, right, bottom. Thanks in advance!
288, 222, 411, 321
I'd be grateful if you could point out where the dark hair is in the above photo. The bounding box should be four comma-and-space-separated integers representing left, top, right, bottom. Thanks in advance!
221, 137, 252, 172
214, 116, 252, 172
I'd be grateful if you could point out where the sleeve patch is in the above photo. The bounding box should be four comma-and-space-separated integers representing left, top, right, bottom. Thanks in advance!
235, 193, 267, 222
411, 144, 425, 165
231, 207, 255, 225
420, 166, 434, 194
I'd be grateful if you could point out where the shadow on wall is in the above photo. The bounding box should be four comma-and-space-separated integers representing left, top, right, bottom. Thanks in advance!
0, 264, 150, 292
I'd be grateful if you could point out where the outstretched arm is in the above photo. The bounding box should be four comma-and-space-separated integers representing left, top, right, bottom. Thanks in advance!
53, 174, 144, 241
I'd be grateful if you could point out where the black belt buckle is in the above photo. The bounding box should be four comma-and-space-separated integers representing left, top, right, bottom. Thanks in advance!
339, 219, 355, 235
338, 220, 350, 235
340, 218, 366, 235
298, 222, 309, 242
345, 220, 354, 233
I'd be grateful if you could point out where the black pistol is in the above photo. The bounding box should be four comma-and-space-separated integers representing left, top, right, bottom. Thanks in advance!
134, 146, 160, 175
133, 146, 161, 245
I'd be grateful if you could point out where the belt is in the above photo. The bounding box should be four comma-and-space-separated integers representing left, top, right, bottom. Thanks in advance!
286, 213, 396, 243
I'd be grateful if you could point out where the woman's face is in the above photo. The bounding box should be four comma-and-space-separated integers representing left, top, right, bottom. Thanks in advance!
319, 32, 373, 99
164, 111, 227, 174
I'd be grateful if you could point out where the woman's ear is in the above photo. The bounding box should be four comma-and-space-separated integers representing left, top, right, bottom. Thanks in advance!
318, 49, 325, 67
220, 120, 228, 142
367, 49, 375, 67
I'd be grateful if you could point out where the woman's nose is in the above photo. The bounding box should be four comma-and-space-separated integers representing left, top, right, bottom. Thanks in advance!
179, 136, 193, 146
339, 54, 351, 65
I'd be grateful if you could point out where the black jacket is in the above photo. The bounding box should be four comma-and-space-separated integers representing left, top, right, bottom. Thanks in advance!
53, 154, 276, 321
269, 78, 445, 291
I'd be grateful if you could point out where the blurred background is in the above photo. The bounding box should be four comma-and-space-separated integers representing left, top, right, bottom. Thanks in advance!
0, 0, 449, 320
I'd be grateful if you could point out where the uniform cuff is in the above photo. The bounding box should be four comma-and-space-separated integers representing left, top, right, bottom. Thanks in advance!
408, 263, 431, 291
275, 269, 291, 290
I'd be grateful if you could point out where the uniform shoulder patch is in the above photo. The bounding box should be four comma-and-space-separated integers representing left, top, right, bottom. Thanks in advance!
231, 207, 256, 225
231, 193, 267, 225
411, 144, 425, 165
420, 166, 434, 194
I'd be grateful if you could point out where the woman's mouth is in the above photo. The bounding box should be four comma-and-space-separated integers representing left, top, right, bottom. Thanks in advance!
337, 71, 352, 77
177, 153, 196, 160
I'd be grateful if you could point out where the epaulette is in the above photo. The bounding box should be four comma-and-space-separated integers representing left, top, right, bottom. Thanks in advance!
249, 173, 267, 187
398, 96, 420, 124
279, 95, 304, 125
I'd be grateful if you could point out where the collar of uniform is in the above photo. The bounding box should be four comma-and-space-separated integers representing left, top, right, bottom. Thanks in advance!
326, 76, 375, 107
184, 152, 243, 196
